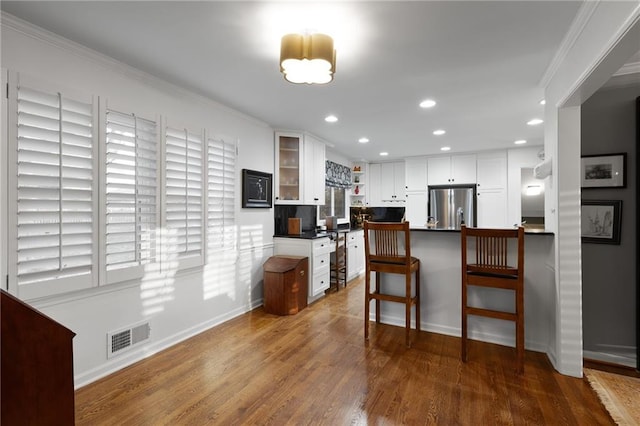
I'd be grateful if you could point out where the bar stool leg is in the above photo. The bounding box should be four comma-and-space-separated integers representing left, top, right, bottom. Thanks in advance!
364, 269, 370, 341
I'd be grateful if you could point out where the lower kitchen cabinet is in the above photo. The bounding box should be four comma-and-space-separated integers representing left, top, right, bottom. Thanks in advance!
273, 237, 331, 303
347, 230, 365, 280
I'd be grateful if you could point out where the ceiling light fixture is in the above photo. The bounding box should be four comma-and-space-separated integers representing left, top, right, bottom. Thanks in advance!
358, 137, 369, 143
419, 99, 436, 108
539, 99, 546, 105
514, 139, 527, 145
527, 118, 543, 126
280, 33, 336, 84
440, 146, 451, 151
433, 129, 446, 136
525, 185, 542, 196
325, 115, 338, 123
379, 152, 389, 156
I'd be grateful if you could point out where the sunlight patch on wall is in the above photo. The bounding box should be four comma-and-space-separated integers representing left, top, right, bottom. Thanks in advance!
141, 227, 178, 316
203, 249, 238, 301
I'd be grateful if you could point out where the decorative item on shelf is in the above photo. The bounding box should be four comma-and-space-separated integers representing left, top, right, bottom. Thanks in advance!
353, 166, 361, 172
354, 175, 360, 183
354, 185, 360, 195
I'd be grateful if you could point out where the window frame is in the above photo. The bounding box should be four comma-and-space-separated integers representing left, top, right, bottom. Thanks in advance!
7, 72, 99, 299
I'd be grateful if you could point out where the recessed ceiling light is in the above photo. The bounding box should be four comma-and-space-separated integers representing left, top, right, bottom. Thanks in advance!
379, 152, 388, 156
358, 137, 369, 143
433, 129, 446, 136
440, 146, 451, 151
539, 99, 546, 105
325, 115, 338, 123
527, 118, 543, 126
419, 99, 436, 108
514, 139, 527, 145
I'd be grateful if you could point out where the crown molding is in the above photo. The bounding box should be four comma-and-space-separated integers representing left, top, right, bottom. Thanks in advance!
0, 12, 270, 129
614, 61, 640, 76
539, 1, 599, 88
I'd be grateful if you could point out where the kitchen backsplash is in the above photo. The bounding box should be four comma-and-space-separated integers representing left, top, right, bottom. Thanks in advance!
350, 206, 406, 228
274, 205, 317, 235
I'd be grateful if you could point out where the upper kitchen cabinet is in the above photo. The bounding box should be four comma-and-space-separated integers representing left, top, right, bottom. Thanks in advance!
274, 131, 325, 205
303, 134, 326, 205
476, 151, 507, 190
405, 156, 428, 192
379, 162, 405, 203
275, 132, 302, 203
427, 154, 476, 185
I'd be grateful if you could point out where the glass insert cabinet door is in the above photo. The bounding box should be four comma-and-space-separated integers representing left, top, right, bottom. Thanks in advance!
275, 132, 302, 203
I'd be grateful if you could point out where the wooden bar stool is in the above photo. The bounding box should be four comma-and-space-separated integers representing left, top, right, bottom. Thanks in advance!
363, 221, 420, 347
461, 225, 525, 373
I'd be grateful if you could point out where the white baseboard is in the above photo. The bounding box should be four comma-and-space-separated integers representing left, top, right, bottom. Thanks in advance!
74, 297, 264, 389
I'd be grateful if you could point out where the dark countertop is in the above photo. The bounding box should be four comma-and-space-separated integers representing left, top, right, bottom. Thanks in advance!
274, 224, 353, 240
410, 226, 554, 235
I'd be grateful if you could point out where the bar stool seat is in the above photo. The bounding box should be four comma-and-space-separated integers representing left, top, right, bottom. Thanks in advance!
461, 225, 525, 373
364, 221, 420, 347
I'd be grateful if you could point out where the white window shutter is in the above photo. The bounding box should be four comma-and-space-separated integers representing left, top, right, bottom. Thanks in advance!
105, 108, 159, 284
165, 125, 204, 269
8, 74, 98, 299
207, 137, 236, 254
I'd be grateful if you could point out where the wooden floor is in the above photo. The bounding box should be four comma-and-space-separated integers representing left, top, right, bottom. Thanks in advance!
76, 277, 613, 425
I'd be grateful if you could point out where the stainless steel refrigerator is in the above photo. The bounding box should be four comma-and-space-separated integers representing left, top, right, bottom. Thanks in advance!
428, 185, 477, 229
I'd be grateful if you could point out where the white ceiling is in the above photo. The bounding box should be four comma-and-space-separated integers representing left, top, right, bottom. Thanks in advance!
2, 1, 609, 162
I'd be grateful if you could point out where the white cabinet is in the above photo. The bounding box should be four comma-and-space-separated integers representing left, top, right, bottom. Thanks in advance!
303, 134, 326, 205
427, 154, 476, 185
477, 189, 508, 228
275, 131, 326, 205
379, 161, 405, 203
368, 163, 382, 206
347, 230, 365, 280
274, 237, 331, 303
274, 132, 303, 203
405, 156, 428, 191
476, 151, 508, 227
477, 151, 507, 190
405, 192, 428, 227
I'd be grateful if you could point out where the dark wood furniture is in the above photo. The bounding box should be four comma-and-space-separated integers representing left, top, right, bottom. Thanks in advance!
363, 221, 420, 347
461, 225, 525, 373
1, 289, 76, 425
330, 231, 348, 291
263, 255, 308, 315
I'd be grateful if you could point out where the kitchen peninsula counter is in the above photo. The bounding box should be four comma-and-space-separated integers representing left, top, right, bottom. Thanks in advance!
371, 228, 554, 354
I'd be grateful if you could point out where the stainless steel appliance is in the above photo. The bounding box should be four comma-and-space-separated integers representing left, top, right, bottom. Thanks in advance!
428, 185, 477, 229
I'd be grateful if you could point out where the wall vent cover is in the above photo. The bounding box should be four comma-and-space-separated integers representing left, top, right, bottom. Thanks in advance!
107, 322, 150, 358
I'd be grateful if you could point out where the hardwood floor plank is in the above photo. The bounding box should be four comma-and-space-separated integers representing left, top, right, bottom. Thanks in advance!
76, 277, 613, 425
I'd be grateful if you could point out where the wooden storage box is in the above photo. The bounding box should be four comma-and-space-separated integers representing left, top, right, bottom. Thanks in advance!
263, 255, 308, 315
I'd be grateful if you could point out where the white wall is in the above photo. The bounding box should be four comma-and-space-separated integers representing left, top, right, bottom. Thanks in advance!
507, 146, 545, 226
543, 1, 640, 376
1, 15, 276, 387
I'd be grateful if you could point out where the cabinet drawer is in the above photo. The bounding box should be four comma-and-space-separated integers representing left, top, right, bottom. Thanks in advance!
313, 253, 330, 273
312, 270, 330, 296
313, 238, 331, 253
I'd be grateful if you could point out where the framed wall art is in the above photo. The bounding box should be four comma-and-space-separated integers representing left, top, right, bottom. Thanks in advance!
242, 169, 272, 208
581, 200, 622, 244
580, 153, 626, 188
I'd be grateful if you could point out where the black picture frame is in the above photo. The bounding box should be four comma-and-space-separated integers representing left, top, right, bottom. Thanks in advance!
580, 153, 626, 188
581, 200, 622, 244
242, 169, 272, 208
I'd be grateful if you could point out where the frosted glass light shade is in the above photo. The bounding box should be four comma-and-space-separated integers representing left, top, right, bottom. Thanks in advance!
280, 33, 336, 84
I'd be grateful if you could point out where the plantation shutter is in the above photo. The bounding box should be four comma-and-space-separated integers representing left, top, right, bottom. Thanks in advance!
105, 109, 158, 283
207, 137, 237, 254
165, 126, 204, 268
8, 76, 97, 299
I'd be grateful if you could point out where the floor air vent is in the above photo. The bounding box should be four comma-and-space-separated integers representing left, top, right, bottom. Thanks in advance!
107, 322, 151, 358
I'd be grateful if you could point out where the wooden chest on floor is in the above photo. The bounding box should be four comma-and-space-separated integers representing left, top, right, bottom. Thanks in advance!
263, 256, 308, 315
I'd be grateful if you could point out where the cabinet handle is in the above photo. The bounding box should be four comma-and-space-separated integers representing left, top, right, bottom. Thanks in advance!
314, 198, 319, 201
300, 270, 305, 276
